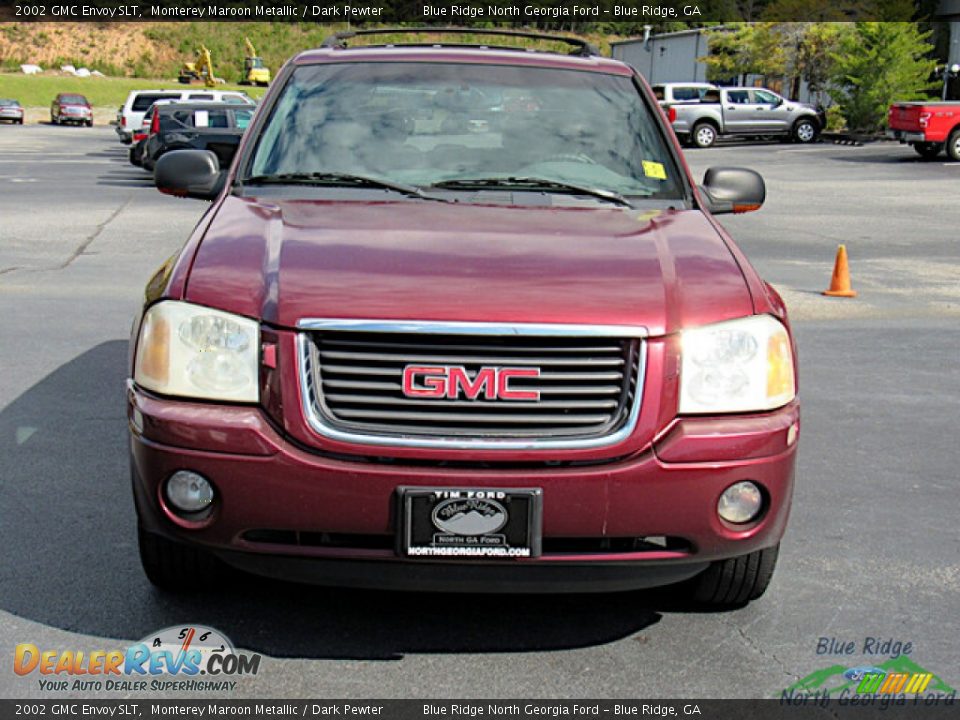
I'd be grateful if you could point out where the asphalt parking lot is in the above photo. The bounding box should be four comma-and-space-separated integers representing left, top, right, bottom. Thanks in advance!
0, 125, 957, 699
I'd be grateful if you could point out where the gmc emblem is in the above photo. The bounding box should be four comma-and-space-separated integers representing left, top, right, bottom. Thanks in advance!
402, 365, 540, 401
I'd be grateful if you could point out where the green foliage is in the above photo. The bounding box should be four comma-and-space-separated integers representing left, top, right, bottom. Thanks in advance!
828, 22, 936, 132
700, 19, 849, 98
824, 104, 846, 132
794, 23, 849, 97
701, 23, 786, 83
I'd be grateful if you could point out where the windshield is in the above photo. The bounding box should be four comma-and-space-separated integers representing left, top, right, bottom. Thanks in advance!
247, 62, 683, 200
132, 94, 180, 112
60, 95, 87, 105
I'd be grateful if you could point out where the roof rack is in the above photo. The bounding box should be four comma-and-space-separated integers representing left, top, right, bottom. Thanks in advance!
320, 27, 601, 58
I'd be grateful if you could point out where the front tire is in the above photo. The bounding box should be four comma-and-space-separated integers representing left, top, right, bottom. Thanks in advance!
138, 526, 226, 591
793, 118, 818, 144
690, 544, 779, 607
946, 129, 960, 162
692, 121, 718, 149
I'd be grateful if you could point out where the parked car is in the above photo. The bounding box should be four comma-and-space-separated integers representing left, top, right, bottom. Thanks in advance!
142, 102, 253, 172
673, 87, 823, 148
651, 82, 717, 107
0, 98, 24, 124
129, 135, 147, 167
129, 103, 166, 167
116, 88, 254, 144
132, 29, 798, 606
50, 93, 92, 126
130, 100, 185, 168
887, 100, 960, 160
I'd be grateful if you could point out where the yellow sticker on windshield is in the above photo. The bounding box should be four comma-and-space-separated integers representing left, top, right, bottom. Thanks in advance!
642, 161, 667, 180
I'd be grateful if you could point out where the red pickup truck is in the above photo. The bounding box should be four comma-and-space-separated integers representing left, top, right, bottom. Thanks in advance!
887, 101, 960, 159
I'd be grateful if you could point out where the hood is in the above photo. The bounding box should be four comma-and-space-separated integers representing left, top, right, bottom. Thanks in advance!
183, 196, 755, 337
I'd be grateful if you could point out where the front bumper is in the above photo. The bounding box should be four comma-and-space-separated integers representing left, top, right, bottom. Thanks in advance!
129, 385, 798, 592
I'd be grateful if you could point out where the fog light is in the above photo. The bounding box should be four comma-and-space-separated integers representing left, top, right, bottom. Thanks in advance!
165, 471, 214, 514
717, 481, 763, 524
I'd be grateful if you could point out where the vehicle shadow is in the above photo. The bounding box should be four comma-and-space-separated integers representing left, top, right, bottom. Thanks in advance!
685, 138, 786, 150
87, 148, 129, 159
0, 342, 689, 661
829, 152, 948, 165
97, 170, 155, 188
37, 121, 93, 128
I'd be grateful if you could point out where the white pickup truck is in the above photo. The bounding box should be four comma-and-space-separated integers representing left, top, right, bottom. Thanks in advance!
670, 86, 824, 148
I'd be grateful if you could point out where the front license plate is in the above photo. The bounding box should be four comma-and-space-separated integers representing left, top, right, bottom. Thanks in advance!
398, 487, 542, 559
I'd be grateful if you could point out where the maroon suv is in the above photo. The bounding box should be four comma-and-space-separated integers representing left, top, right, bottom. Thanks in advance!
131, 29, 798, 606
51, 93, 93, 126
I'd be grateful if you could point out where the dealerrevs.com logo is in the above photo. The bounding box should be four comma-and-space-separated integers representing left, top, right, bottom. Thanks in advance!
14, 625, 261, 693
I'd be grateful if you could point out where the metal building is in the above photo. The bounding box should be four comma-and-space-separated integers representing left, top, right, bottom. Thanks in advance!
609, 28, 712, 85
941, 0, 960, 65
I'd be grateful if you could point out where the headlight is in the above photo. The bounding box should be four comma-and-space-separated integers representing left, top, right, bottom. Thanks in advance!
134, 301, 259, 402
680, 315, 795, 414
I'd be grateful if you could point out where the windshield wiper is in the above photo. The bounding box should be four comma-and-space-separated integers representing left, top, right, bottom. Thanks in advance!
428, 176, 635, 207
243, 172, 451, 202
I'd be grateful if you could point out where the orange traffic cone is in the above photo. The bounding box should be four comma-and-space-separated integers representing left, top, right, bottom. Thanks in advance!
823, 244, 857, 297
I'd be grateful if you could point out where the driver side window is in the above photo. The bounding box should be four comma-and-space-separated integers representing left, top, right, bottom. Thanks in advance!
753, 90, 780, 105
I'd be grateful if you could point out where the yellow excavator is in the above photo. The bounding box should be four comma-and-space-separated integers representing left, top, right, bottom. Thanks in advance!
178, 46, 225, 87
240, 38, 271, 86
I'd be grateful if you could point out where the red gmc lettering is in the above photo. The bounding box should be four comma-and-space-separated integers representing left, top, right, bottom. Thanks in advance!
447, 367, 496, 399
401, 366, 540, 401
497, 368, 540, 400
402, 366, 447, 397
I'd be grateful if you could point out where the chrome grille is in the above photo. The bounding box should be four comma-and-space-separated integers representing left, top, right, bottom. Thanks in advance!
298, 322, 645, 447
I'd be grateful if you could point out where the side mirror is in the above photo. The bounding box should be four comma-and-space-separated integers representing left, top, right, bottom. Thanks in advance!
699, 167, 765, 215
155, 149, 224, 200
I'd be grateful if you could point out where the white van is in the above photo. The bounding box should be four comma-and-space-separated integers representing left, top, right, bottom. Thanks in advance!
116, 88, 254, 143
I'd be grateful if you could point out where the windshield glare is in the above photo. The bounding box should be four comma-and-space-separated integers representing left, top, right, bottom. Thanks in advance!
248, 62, 683, 199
